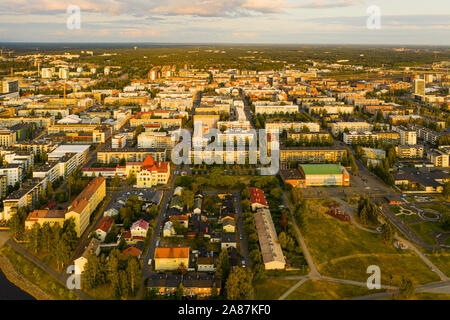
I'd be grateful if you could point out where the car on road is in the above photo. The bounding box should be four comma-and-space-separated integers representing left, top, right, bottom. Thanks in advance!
156, 240, 160, 247
240, 234, 243, 240
148, 258, 152, 265
241, 258, 246, 267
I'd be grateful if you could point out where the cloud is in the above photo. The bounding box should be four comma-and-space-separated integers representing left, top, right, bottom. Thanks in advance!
0, 0, 292, 17
297, 0, 364, 9
232, 32, 257, 37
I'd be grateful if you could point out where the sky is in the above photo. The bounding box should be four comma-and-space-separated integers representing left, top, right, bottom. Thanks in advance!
0, 0, 449, 45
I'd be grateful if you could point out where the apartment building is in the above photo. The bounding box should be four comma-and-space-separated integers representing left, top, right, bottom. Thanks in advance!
331, 122, 373, 136
307, 105, 354, 115
394, 126, 417, 145
47, 124, 112, 143
409, 124, 441, 145
396, 145, 425, 159
97, 147, 166, 164
0, 116, 54, 129
65, 177, 106, 236
137, 132, 175, 149
2, 179, 46, 221
254, 207, 286, 270
280, 147, 347, 164
254, 104, 298, 115
0, 128, 16, 147
428, 149, 449, 167
265, 121, 320, 133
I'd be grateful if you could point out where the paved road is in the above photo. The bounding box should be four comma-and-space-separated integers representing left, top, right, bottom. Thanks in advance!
232, 191, 251, 268
352, 280, 450, 300
141, 164, 182, 280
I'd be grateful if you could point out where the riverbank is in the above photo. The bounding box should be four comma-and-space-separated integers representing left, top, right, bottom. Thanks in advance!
0, 254, 52, 300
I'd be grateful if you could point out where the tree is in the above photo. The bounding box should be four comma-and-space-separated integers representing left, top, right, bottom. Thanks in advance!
176, 283, 185, 300
398, 276, 415, 299
280, 211, 289, 231
443, 180, 450, 200
126, 172, 136, 186
111, 174, 121, 189
25, 222, 41, 254
291, 187, 303, 204
225, 267, 254, 300
278, 232, 288, 249
215, 248, 230, 282
107, 249, 121, 296
126, 256, 141, 295
181, 189, 195, 211
380, 223, 395, 244
82, 254, 106, 290
440, 214, 450, 231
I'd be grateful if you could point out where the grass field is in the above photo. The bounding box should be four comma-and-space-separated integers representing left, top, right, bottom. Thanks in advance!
409, 221, 445, 246
0, 245, 77, 300
425, 253, 450, 277
285, 280, 384, 300
413, 292, 450, 300
418, 203, 449, 214
253, 279, 298, 300
302, 200, 398, 266
301, 199, 442, 286
320, 254, 441, 286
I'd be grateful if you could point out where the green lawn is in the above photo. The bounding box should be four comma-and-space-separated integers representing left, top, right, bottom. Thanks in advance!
413, 292, 450, 300
301, 199, 441, 286
418, 203, 449, 214
320, 254, 441, 286
409, 221, 445, 246
302, 200, 398, 266
425, 253, 450, 277
253, 279, 298, 300
397, 214, 421, 223
0, 245, 77, 300
265, 268, 309, 278
285, 280, 384, 300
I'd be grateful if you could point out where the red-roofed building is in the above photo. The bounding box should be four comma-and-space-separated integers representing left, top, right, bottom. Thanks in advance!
122, 246, 142, 259
94, 216, 114, 242
136, 154, 171, 187
249, 187, 269, 211
131, 219, 149, 238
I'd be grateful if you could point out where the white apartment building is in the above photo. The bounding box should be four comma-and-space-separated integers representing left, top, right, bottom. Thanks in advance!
112, 134, 127, 149
0, 129, 16, 147
254, 104, 298, 115
137, 132, 176, 149
394, 126, 417, 145
265, 122, 320, 133
307, 105, 354, 115
331, 122, 373, 136
0, 165, 23, 186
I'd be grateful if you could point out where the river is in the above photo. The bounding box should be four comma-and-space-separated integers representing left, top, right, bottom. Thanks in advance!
0, 268, 35, 300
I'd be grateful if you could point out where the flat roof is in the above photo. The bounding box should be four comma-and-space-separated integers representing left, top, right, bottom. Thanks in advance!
300, 164, 344, 175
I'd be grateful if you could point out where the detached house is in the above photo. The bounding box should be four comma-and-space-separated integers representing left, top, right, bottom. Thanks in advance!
131, 219, 149, 238
154, 247, 190, 271
94, 216, 114, 242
